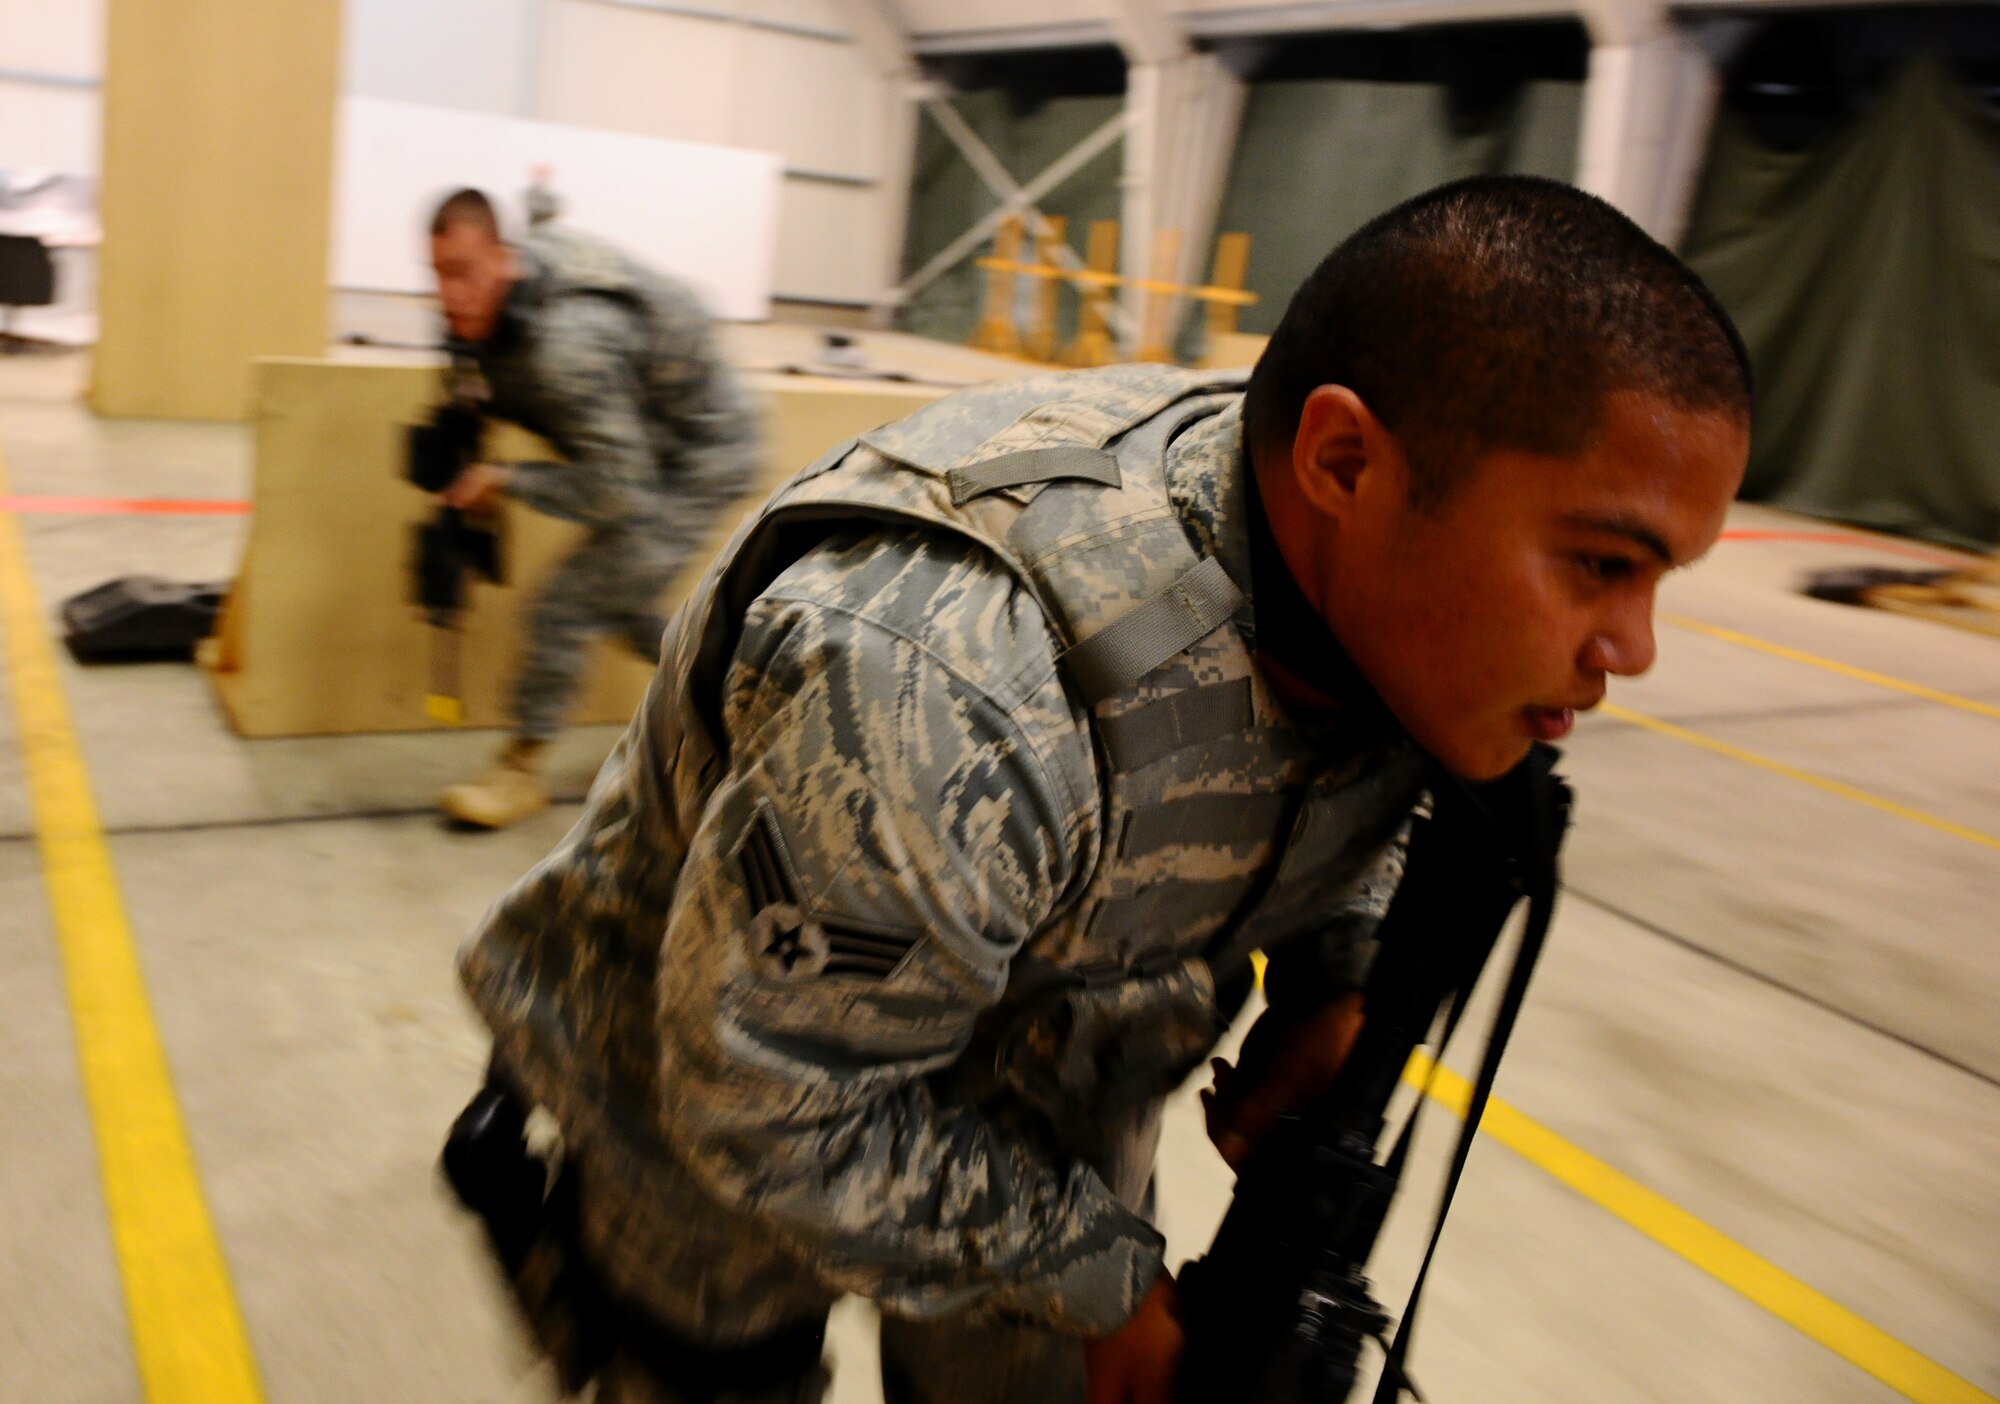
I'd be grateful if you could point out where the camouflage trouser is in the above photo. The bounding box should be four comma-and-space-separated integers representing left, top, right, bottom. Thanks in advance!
590, 1312, 1083, 1404
514, 531, 680, 743
594, 1352, 828, 1404
575, 1102, 1164, 1404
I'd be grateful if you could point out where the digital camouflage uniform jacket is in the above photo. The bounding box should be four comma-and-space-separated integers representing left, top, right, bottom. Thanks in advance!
470, 227, 759, 535
459, 365, 1430, 1344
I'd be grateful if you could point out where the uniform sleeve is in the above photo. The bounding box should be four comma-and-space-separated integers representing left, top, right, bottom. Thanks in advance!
1260, 821, 1410, 1017
503, 295, 660, 529
653, 530, 1163, 1335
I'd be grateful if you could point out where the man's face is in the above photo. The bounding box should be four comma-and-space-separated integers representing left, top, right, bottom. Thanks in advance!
430, 223, 514, 343
1303, 389, 1748, 780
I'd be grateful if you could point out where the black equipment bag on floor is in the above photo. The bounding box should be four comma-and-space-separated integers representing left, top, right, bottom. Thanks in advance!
59, 576, 227, 663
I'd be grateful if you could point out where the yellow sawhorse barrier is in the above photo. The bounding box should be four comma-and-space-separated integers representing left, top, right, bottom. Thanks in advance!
973, 220, 1258, 367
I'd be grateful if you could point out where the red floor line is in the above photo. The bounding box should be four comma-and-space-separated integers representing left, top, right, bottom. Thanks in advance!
0, 495, 250, 516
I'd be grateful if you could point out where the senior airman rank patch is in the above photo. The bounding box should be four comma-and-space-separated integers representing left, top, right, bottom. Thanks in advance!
737, 806, 922, 981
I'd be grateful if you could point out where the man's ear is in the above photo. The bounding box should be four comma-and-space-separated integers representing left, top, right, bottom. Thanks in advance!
1291, 385, 1385, 519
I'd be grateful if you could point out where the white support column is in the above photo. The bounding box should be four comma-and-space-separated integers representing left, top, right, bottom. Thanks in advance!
1163, 54, 1248, 322
1120, 60, 1166, 344
1650, 34, 1724, 248
1111, 0, 1244, 356
1103, 0, 1185, 68
1575, 0, 1722, 246
868, 83, 923, 327
833, 0, 910, 74
831, 0, 928, 323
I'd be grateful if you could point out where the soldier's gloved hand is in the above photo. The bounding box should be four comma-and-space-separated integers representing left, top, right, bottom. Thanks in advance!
1084, 1272, 1185, 1404
1200, 990, 1365, 1170
442, 461, 511, 512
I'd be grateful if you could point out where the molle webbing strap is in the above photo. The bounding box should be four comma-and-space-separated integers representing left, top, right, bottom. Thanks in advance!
946, 445, 1122, 506
1119, 790, 1295, 858
1061, 556, 1245, 706
1095, 677, 1256, 772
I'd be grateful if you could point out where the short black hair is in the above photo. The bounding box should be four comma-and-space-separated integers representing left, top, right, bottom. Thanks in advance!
1244, 176, 1753, 510
430, 187, 502, 240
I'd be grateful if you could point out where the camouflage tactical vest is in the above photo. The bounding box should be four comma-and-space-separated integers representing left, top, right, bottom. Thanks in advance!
666, 365, 1427, 1159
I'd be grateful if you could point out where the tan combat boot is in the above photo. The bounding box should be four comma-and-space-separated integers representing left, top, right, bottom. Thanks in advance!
440, 740, 549, 829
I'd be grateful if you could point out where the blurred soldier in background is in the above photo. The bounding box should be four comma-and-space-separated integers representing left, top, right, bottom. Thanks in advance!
450, 177, 1753, 1402
426, 188, 758, 828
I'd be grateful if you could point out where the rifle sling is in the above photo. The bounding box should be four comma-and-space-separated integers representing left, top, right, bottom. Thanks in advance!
1368, 761, 1561, 1402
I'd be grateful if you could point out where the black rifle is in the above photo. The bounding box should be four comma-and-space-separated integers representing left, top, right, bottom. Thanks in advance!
404, 356, 503, 721
1177, 745, 1570, 1403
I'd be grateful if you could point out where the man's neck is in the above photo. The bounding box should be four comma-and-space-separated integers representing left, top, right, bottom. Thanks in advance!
1243, 442, 1384, 727
1247, 441, 1330, 614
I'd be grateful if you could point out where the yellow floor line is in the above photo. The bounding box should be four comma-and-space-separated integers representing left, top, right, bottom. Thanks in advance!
2, 442, 1980, 1404
0, 452, 265, 1403
1601, 702, 2000, 854
1661, 614, 2000, 722
1406, 1052, 1995, 1404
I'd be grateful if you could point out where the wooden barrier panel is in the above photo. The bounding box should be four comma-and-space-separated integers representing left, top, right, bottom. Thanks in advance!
205, 358, 948, 737
92, 0, 339, 421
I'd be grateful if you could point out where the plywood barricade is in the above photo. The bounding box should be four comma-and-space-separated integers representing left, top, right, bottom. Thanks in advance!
204, 357, 947, 737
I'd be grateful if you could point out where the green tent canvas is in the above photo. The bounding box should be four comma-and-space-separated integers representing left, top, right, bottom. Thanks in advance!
1684, 60, 2000, 551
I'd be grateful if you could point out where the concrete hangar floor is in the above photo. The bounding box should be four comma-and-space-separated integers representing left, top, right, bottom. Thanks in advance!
1, 328, 1994, 1404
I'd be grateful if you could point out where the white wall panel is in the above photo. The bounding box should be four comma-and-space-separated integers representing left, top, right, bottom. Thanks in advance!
898, 0, 1090, 36
742, 0, 851, 35
341, 0, 536, 113
0, 85, 100, 172
327, 0, 901, 307
534, 0, 899, 303
736, 29, 882, 178
333, 97, 783, 319
1175, 0, 1564, 24
771, 177, 894, 303
538, 0, 746, 146
1177, 0, 1317, 12
0, 0, 104, 77
0, 0, 103, 174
